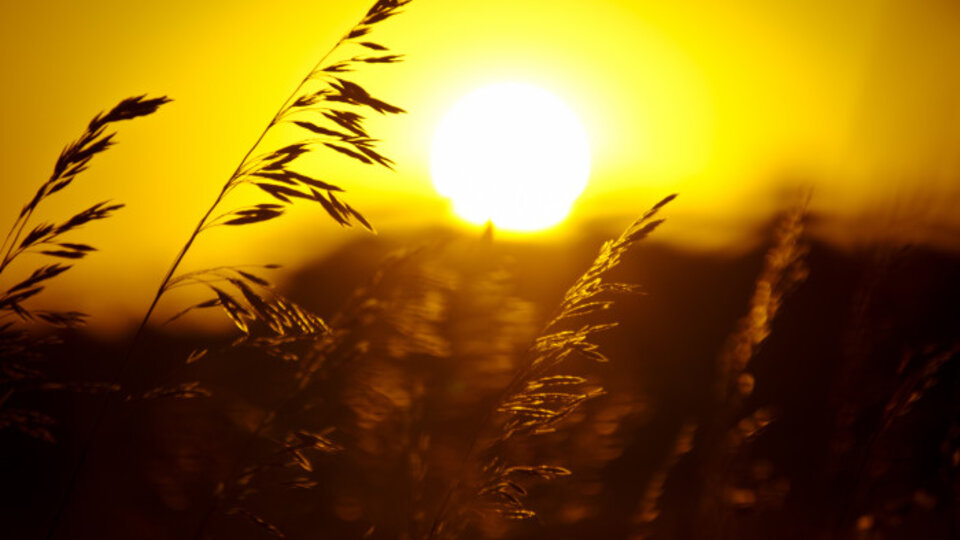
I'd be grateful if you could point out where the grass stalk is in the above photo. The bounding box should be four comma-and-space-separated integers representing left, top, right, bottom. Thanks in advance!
47, 2, 413, 537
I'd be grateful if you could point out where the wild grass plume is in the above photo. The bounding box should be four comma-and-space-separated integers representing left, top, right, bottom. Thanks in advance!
428, 194, 677, 538
45, 2, 414, 537
0, 95, 170, 327
0, 95, 169, 442
138, 0, 413, 344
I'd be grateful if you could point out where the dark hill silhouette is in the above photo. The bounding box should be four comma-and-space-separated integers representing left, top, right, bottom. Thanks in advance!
3, 220, 960, 539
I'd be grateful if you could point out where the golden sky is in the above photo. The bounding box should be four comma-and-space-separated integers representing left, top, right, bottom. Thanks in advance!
2, 0, 960, 333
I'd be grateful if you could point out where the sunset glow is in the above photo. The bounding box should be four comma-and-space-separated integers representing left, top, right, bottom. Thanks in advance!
430, 83, 591, 231
4, 1, 960, 538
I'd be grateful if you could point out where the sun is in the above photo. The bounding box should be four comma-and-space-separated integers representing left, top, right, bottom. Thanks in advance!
430, 83, 591, 231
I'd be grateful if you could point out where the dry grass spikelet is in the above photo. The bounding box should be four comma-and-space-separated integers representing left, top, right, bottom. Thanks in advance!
136, 0, 416, 348
429, 195, 676, 538
0, 95, 170, 327
0, 96, 168, 442
690, 197, 810, 538
718, 198, 809, 400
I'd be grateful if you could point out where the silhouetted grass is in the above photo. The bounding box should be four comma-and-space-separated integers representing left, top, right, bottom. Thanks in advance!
44, 2, 414, 538
0, 95, 169, 442
426, 195, 676, 538
140, 0, 413, 345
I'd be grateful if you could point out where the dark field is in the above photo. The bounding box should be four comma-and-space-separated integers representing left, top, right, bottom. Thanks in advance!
4, 222, 960, 539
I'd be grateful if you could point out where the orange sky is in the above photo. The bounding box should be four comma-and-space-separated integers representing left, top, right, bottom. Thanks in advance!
2, 0, 960, 333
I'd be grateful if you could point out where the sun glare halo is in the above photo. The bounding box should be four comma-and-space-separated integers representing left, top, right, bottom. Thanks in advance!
430, 83, 591, 231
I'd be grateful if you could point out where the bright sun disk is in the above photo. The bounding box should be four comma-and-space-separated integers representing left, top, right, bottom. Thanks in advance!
430, 83, 591, 231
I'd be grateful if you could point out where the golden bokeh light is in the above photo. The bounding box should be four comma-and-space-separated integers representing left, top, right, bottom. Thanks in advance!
430, 83, 591, 231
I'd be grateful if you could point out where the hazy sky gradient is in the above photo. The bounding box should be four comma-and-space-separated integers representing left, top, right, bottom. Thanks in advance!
2, 0, 959, 332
